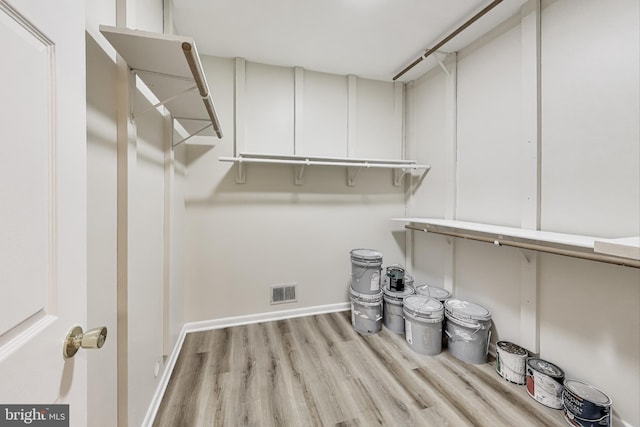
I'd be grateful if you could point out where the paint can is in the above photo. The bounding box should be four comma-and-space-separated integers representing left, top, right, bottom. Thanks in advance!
495, 341, 528, 385
444, 299, 492, 364
414, 284, 451, 302
349, 286, 383, 335
526, 358, 565, 409
350, 249, 383, 294
382, 283, 415, 334
386, 265, 405, 291
415, 284, 451, 348
403, 295, 444, 355
563, 379, 612, 427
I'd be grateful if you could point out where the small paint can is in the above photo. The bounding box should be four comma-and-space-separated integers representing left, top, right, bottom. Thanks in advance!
495, 341, 528, 385
563, 379, 612, 427
526, 358, 565, 409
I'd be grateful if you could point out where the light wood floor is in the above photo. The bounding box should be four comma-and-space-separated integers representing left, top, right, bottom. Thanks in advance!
153, 311, 567, 427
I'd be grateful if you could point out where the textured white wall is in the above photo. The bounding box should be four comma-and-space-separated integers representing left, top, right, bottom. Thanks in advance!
406, 0, 639, 425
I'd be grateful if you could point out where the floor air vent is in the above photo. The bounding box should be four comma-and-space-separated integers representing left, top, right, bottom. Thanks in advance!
271, 284, 297, 305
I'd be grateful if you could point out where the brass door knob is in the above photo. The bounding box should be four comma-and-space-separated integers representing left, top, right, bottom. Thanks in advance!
63, 326, 107, 358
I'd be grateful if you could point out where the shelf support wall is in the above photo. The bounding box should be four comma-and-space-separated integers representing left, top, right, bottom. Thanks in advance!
519, 0, 541, 354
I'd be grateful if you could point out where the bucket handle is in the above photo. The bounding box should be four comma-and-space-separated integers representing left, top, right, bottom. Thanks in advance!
445, 326, 483, 342
352, 260, 380, 279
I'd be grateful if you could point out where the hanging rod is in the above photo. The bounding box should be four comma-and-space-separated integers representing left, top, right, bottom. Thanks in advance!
182, 42, 223, 138
219, 156, 431, 170
405, 224, 640, 269
393, 0, 504, 81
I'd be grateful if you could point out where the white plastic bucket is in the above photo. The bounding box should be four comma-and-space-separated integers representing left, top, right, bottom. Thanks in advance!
444, 299, 492, 364
415, 284, 451, 348
350, 249, 383, 294
350, 287, 383, 335
382, 284, 415, 334
403, 295, 444, 355
414, 284, 451, 302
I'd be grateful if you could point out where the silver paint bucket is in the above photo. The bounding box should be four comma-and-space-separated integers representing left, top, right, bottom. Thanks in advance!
349, 286, 383, 335
444, 299, 492, 364
350, 249, 383, 294
563, 379, 612, 427
526, 358, 565, 409
403, 295, 444, 356
415, 284, 451, 348
495, 341, 528, 385
382, 283, 415, 334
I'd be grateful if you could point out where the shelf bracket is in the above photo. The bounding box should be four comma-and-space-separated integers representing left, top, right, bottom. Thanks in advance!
172, 119, 213, 148
433, 51, 452, 76
130, 70, 198, 120
236, 160, 246, 184
347, 166, 361, 187
294, 162, 307, 185
394, 168, 409, 187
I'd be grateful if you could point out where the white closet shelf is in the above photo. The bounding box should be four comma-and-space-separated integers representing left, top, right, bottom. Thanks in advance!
393, 217, 640, 267
99, 25, 223, 146
219, 153, 431, 186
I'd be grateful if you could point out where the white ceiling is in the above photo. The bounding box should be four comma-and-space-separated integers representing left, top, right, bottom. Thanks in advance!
170, 0, 527, 82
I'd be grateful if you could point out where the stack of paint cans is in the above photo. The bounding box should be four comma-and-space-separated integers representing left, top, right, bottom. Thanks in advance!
349, 249, 383, 335
526, 358, 565, 410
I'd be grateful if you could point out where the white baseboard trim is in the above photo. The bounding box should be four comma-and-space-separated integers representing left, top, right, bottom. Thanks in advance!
185, 302, 350, 333
140, 302, 350, 426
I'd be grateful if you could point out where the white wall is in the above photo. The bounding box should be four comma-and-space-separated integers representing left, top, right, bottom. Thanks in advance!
183, 57, 407, 321
85, 0, 185, 425
406, 0, 639, 425
85, 3, 117, 427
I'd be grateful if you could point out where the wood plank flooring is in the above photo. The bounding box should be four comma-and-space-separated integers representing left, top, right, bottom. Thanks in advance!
153, 311, 567, 427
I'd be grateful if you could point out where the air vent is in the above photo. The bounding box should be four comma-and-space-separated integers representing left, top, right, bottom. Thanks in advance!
270, 284, 297, 305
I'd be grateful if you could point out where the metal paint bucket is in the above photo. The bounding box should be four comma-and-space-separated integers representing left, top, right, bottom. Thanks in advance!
495, 341, 528, 385
444, 299, 492, 364
382, 283, 415, 334
403, 295, 444, 356
349, 286, 383, 335
350, 249, 383, 294
526, 358, 565, 409
563, 379, 612, 427
386, 265, 405, 292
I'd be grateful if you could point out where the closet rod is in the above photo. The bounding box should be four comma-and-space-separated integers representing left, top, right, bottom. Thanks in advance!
393, 0, 504, 81
182, 42, 224, 138
405, 225, 640, 269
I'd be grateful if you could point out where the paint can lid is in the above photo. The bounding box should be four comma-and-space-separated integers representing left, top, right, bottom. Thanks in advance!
403, 295, 444, 318
564, 379, 612, 406
415, 284, 451, 301
527, 358, 564, 379
444, 299, 491, 322
497, 341, 527, 356
382, 283, 415, 299
350, 248, 383, 261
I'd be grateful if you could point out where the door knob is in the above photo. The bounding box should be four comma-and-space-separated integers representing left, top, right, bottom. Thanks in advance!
63, 326, 107, 358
